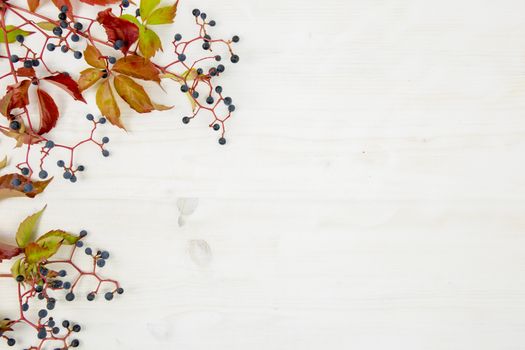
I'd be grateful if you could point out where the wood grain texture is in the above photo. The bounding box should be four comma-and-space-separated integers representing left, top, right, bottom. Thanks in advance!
1, 0, 525, 349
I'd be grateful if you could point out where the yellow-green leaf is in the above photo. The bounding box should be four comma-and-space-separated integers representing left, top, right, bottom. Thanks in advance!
96, 80, 123, 129
36, 230, 79, 246
0, 156, 7, 170
10, 258, 24, 279
36, 22, 55, 31
24, 242, 58, 264
146, 4, 177, 25
139, 26, 162, 60
0, 26, 33, 43
114, 74, 171, 113
78, 68, 102, 91
121, 14, 141, 27
16, 206, 46, 248
140, 0, 160, 20
84, 44, 106, 69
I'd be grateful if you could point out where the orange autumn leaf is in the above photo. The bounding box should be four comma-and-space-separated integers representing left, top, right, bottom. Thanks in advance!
78, 68, 103, 91
112, 54, 160, 82
0, 173, 52, 200
96, 80, 123, 128
113, 75, 171, 113
0, 80, 31, 117
84, 44, 106, 69
27, 0, 40, 11
36, 88, 59, 135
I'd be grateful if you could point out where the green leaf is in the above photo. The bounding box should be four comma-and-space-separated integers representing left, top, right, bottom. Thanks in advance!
36, 22, 56, 31
139, 26, 162, 60
140, 0, 160, 20
0, 26, 33, 43
36, 230, 79, 246
146, 4, 177, 25
16, 206, 46, 248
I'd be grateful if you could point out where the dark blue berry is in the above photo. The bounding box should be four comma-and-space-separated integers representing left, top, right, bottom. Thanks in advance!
53, 27, 63, 36
47, 43, 55, 51
38, 309, 48, 318
102, 149, 110, 157
65, 292, 75, 301
63, 282, 71, 289
224, 97, 232, 105
74, 22, 83, 30
37, 327, 47, 339
16, 35, 24, 43
9, 120, 21, 130
206, 96, 214, 105
213, 124, 220, 131
174, 33, 182, 41
23, 60, 32, 68
104, 292, 113, 301
100, 251, 110, 259
102, 136, 110, 143
23, 183, 33, 193
122, 0, 129, 7
85, 247, 92, 255
192, 9, 200, 17
97, 259, 105, 268
11, 178, 21, 187
99, 117, 107, 124
108, 56, 116, 64
45, 140, 55, 148
182, 116, 190, 124
87, 293, 95, 301
86, 113, 94, 120
57, 160, 65, 167
7, 338, 15, 346
209, 20, 216, 26
231, 55, 240, 63
63, 171, 72, 179
39, 170, 48, 179
178, 54, 186, 62
219, 137, 226, 145
232, 35, 240, 43
71, 34, 80, 42
72, 324, 81, 332
62, 320, 70, 328
228, 105, 236, 112
21, 167, 29, 175
73, 51, 82, 59
80, 230, 88, 237
10, 55, 18, 63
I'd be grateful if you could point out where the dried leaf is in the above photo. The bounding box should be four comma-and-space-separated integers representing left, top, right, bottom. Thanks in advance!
78, 68, 103, 91
0, 242, 22, 263
84, 44, 106, 69
139, 26, 162, 60
36, 88, 59, 135
44, 73, 86, 102
16, 206, 46, 248
112, 54, 161, 82
36, 22, 55, 31
0, 26, 33, 43
147, 4, 177, 25
97, 8, 139, 54
96, 80, 123, 128
114, 74, 171, 113
0, 174, 52, 200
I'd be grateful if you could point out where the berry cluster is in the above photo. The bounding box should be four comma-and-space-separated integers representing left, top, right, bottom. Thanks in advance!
0, 228, 122, 350
0, 0, 241, 190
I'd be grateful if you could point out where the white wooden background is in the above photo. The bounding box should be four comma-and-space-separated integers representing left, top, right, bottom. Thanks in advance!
2, 0, 525, 349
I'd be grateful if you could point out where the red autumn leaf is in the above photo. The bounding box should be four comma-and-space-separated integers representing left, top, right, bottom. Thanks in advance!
27, 0, 40, 11
80, 0, 120, 5
0, 80, 31, 117
36, 89, 59, 135
97, 9, 139, 54
16, 67, 36, 77
0, 242, 21, 263
44, 73, 86, 103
